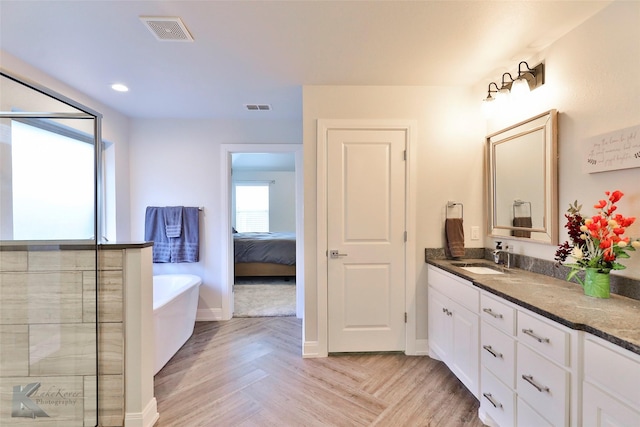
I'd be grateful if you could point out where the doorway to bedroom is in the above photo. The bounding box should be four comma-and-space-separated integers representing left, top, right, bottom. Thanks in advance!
220, 144, 304, 320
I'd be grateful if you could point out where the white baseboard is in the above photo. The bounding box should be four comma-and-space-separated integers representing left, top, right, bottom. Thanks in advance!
429, 348, 443, 362
196, 307, 223, 321
124, 397, 159, 427
413, 339, 429, 356
302, 340, 327, 358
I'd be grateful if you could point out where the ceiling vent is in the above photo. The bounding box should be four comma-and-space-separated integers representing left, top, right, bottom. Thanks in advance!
245, 104, 272, 111
140, 16, 194, 42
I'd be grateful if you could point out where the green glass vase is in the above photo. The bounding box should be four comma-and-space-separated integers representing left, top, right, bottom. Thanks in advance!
584, 268, 611, 298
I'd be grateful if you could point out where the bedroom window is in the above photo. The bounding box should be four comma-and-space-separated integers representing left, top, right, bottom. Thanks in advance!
235, 184, 269, 232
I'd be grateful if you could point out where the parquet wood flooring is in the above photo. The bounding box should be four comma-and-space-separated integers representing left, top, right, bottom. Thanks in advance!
153, 317, 485, 427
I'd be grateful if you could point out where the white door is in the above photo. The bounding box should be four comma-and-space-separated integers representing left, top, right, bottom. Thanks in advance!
327, 128, 406, 352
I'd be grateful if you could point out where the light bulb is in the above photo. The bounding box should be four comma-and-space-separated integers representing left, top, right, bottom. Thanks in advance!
496, 87, 509, 103
511, 77, 530, 98
482, 98, 496, 118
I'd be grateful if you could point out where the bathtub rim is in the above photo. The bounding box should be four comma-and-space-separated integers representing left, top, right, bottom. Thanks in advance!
153, 274, 202, 311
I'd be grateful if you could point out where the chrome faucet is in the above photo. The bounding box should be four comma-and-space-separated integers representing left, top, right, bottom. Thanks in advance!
493, 249, 503, 264
493, 241, 503, 264
493, 242, 513, 268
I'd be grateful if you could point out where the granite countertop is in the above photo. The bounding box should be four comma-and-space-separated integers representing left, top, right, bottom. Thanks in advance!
426, 258, 640, 356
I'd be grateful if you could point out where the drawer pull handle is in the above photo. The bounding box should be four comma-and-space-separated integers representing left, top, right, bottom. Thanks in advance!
482, 392, 503, 409
482, 345, 503, 359
522, 374, 550, 393
482, 308, 504, 319
522, 328, 550, 343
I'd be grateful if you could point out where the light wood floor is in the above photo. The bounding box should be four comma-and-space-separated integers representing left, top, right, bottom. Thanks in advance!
154, 317, 485, 427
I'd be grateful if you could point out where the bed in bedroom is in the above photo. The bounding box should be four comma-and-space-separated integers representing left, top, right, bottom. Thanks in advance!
233, 231, 296, 277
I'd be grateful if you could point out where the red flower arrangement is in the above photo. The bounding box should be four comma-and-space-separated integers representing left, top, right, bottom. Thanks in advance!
555, 190, 639, 282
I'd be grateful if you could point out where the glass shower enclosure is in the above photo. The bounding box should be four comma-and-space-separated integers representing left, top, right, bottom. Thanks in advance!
0, 70, 102, 426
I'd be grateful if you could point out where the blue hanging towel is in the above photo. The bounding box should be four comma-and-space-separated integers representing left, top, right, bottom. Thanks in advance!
170, 207, 200, 262
144, 207, 171, 262
164, 206, 183, 238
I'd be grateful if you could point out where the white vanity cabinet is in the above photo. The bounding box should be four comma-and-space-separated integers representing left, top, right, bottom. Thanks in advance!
478, 290, 578, 427
479, 293, 517, 427
428, 262, 640, 427
516, 309, 575, 427
582, 334, 640, 427
427, 265, 480, 398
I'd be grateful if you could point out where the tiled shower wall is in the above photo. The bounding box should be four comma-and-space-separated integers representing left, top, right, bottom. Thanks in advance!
0, 248, 125, 426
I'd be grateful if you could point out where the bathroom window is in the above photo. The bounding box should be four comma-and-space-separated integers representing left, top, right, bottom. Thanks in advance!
235, 184, 269, 232
11, 119, 95, 240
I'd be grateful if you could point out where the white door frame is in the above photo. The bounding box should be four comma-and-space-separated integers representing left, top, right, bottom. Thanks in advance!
316, 119, 417, 357
220, 143, 304, 320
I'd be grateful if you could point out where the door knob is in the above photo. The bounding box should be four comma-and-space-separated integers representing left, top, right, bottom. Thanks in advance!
329, 250, 348, 258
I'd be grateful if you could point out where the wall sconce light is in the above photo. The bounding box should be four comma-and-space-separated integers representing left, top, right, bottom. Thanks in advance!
483, 82, 500, 103
482, 82, 500, 116
511, 61, 545, 96
498, 73, 514, 94
482, 61, 545, 111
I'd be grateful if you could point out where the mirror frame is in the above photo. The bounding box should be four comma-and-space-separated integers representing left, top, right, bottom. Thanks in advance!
485, 109, 558, 245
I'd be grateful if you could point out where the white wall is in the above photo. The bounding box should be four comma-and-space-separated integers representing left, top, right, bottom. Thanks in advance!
302, 85, 485, 345
0, 51, 132, 241
232, 170, 296, 232
301, 0, 640, 349
482, 0, 640, 279
128, 118, 301, 318
3, 0, 637, 353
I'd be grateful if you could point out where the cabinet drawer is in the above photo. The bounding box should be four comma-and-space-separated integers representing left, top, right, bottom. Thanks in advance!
427, 265, 479, 312
480, 292, 516, 335
481, 322, 516, 388
584, 335, 640, 409
481, 367, 515, 427
517, 343, 569, 427
518, 309, 569, 366
517, 396, 553, 427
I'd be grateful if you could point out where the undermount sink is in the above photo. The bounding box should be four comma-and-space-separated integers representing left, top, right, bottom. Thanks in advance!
451, 262, 505, 275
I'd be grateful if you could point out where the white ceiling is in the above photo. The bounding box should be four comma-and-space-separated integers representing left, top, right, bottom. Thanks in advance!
0, 0, 611, 120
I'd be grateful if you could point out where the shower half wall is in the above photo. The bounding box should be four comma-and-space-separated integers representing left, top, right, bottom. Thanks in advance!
0, 70, 104, 426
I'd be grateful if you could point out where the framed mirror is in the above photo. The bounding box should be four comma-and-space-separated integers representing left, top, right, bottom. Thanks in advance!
486, 110, 558, 245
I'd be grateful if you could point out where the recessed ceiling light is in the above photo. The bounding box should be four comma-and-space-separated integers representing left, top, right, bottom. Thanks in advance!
111, 83, 129, 92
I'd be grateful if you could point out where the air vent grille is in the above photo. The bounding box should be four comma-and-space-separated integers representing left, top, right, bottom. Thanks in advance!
245, 104, 272, 111
140, 16, 194, 42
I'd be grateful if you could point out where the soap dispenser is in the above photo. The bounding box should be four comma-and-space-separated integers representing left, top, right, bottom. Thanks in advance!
493, 241, 502, 264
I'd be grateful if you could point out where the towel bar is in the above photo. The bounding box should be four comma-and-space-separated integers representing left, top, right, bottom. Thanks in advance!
512, 200, 531, 218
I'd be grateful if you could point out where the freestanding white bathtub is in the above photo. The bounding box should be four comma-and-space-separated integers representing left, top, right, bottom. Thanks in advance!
153, 274, 202, 375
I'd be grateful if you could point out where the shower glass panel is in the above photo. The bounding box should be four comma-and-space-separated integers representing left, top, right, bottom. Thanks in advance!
0, 71, 101, 426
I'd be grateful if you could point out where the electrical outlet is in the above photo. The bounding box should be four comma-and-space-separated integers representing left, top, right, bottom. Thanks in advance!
471, 226, 480, 240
